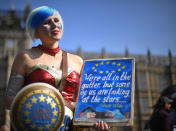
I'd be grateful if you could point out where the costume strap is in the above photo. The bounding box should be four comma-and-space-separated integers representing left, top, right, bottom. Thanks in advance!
59, 51, 68, 91
59, 51, 75, 112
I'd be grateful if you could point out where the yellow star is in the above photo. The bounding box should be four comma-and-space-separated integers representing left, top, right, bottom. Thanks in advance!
51, 101, 56, 108
100, 62, 104, 65
39, 95, 45, 102
38, 126, 43, 131
24, 111, 30, 116
31, 96, 37, 103
25, 118, 30, 124
95, 64, 99, 66
53, 110, 58, 116
51, 118, 56, 123
118, 69, 121, 71
30, 124, 36, 129
26, 103, 32, 109
66, 126, 69, 130
92, 67, 95, 69
46, 96, 52, 104
45, 124, 50, 129
106, 61, 110, 64
122, 66, 125, 69
99, 71, 103, 73
117, 63, 121, 66
94, 69, 97, 72
111, 70, 115, 73
112, 62, 116, 65
106, 71, 109, 73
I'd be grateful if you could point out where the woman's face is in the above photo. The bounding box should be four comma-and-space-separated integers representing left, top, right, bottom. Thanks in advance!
35, 14, 63, 43
164, 103, 171, 110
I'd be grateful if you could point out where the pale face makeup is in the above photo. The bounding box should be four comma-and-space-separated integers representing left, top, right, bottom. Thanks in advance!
35, 15, 63, 42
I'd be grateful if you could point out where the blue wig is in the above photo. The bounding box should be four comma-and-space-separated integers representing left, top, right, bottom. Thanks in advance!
26, 6, 63, 39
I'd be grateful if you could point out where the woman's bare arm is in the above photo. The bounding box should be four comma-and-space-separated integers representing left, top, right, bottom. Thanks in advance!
5, 52, 28, 109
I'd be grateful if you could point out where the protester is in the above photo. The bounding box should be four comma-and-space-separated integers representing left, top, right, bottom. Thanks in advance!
148, 96, 173, 131
0, 6, 110, 131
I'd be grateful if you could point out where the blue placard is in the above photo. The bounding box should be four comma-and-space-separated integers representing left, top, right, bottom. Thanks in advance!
74, 58, 135, 125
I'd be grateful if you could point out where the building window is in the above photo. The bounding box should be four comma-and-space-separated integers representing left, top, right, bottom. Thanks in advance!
0, 69, 6, 88
6, 38, 14, 48
0, 40, 4, 56
140, 97, 150, 113
137, 72, 147, 91
158, 74, 169, 92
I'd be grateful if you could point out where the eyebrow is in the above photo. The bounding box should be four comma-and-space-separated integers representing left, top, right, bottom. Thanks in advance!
45, 16, 59, 21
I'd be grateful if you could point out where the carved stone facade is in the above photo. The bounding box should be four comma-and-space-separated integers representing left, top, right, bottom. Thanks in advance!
0, 5, 31, 129
0, 6, 176, 131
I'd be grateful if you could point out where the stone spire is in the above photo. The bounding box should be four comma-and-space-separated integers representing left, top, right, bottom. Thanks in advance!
11, 0, 15, 10
147, 49, 151, 65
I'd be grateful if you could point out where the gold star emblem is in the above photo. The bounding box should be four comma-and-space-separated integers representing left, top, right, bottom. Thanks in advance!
106, 61, 110, 64
111, 70, 115, 73
51, 118, 56, 123
100, 62, 104, 65
99, 71, 103, 73
46, 96, 52, 104
122, 66, 125, 69
94, 69, 97, 72
45, 124, 50, 129
66, 126, 69, 130
24, 111, 30, 116
31, 96, 37, 103
39, 95, 45, 102
51, 101, 56, 108
38, 126, 43, 131
31, 124, 36, 129
53, 110, 58, 116
25, 118, 30, 124
106, 71, 109, 73
95, 64, 99, 66
118, 69, 121, 71
26, 103, 32, 109
92, 67, 95, 69
117, 63, 121, 66
112, 62, 116, 65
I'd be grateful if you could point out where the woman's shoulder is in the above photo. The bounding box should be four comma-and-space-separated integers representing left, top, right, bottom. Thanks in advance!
67, 52, 83, 65
15, 48, 34, 61
67, 52, 83, 74
12, 48, 35, 75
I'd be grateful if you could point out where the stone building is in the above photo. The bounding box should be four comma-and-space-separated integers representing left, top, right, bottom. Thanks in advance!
0, 5, 31, 129
0, 6, 176, 131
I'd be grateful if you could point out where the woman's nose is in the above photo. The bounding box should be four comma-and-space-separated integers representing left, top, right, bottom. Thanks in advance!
51, 20, 57, 27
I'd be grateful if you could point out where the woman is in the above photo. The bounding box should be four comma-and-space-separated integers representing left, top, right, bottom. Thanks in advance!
3, 6, 109, 131
145, 96, 173, 131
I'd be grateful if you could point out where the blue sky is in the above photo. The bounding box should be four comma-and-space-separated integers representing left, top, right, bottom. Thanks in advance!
0, 0, 176, 56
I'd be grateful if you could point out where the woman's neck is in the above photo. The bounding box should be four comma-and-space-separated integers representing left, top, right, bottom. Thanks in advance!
41, 41, 59, 49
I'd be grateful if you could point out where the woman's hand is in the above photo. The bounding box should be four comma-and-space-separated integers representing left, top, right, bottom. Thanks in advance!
94, 121, 111, 131
0, 125, 8, 131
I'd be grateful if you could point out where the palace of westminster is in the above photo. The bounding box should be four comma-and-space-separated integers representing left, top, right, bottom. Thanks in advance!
0, 5, 176, 131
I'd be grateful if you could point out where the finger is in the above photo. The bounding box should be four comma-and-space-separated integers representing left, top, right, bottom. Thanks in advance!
94, 120, 101, 131
100, 121, 105, 130
94, 122, 98, 128
104, 122, 109, 131
98, 120, 101, 130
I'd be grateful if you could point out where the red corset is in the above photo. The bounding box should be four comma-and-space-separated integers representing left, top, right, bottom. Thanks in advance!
24, 65, 80, 104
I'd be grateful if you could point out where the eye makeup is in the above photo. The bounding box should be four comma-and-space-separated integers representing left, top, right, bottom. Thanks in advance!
57, 23, 63, 30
